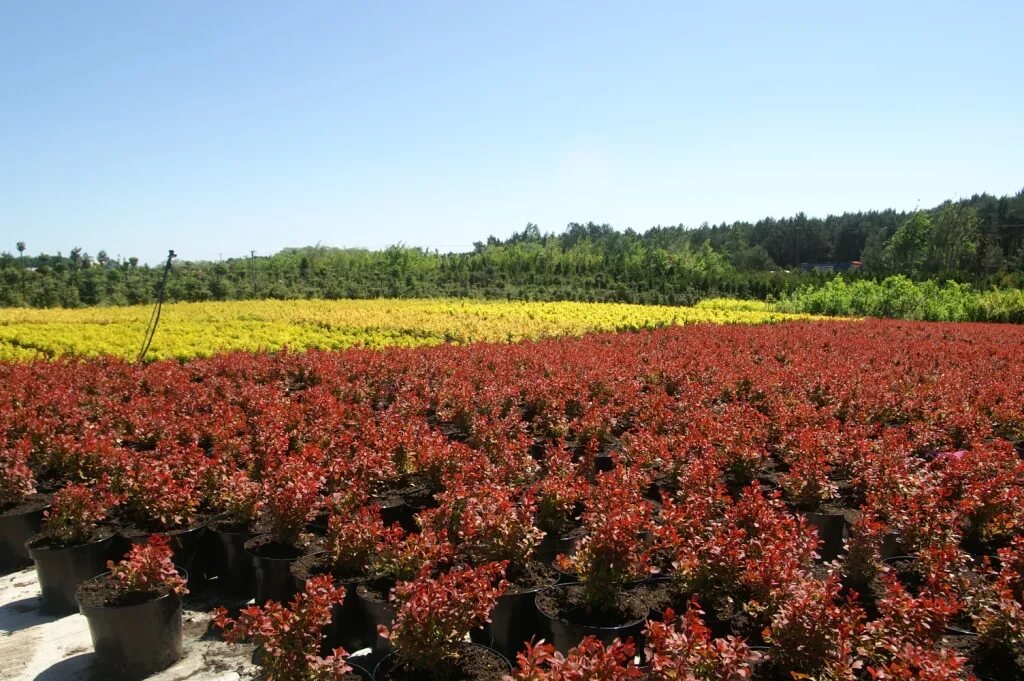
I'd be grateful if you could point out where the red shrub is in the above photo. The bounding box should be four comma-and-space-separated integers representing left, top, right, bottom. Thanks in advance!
380, 561, 508, 669
42, 482, 119, 545
107, 534, 188, 598
214, 574, 351, 681
508, 636, 643, 681
645, 599, 762, 681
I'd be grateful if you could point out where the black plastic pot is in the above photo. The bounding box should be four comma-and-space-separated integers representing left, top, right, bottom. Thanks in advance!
27, 530, 117, 615
535, 583, 648, 654
879, 532, 903, 560
0, 500, 48, 573
483, 571, 560, 659
535, 528, 583, 565
373, 643, 510, 680
77, 572, 185, 679
292, 554, 371, 654
356, 579, 397, 654
245, 534, 301, 605
348, 661, 373, 680
804, 511, 848, 561
122, 519, 208, 590
205, 523, 255, 597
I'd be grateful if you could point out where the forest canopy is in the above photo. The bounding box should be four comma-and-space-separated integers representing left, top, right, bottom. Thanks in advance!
3, 189, 1022, 308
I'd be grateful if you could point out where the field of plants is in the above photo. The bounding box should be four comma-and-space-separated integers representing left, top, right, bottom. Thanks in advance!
0, 298, 814, 361
1, 319, 1022, 680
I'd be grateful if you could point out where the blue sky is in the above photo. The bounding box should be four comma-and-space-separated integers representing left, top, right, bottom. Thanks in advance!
2, 1, 1021, 264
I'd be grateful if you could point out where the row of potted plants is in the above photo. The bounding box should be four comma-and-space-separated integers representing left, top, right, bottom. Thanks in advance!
1, 320, 1022, 678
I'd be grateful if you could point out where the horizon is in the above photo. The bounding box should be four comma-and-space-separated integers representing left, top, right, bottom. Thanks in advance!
3, 1, 1022, 265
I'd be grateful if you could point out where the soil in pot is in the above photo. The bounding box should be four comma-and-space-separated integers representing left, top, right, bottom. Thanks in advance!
634, 578, 741, 639
535, 583, 648, 653
942, 633, 1024, 681
356, 577, 398, 653
292, 551, 371, 654
26, 527, 117, 614
76, 571, 185, 679
245, 533, 305, 605
0, 494, 49, 572
374, 642, 510, 681
481, 561, 559, 658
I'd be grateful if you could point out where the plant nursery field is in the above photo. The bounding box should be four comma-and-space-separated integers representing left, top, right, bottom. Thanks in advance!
1, 320, 1023, 680
0, 297, 815, 361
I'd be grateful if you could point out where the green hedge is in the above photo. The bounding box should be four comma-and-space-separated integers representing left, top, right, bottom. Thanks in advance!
777, 275, 1024, 323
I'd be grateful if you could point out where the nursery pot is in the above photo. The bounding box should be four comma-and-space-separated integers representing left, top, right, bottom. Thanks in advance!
356, 578, 398, 654
803, 511, 847, 561
377, 497, 415, 532
26, 530, 117, 615
878, 532, 903, 560
244, 534, 301, 605
205, 522, 255, 597
292, 553, 371, 653
0, 499, 48, 573
347, 661, 373, 680
534, 583, 648, 654
482, 568, 560, 659
76, 572, 185, 679
534, 528, 583, 565
123, 519, 208, 590
373, 643, 511, 681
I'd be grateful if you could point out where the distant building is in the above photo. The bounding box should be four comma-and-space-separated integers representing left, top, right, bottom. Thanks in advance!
799, 260, 862, 273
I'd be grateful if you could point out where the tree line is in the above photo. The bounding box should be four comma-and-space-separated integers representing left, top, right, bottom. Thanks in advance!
3, 189, 1022, 308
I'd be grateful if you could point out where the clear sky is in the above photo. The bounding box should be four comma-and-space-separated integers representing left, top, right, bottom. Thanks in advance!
2, 1, 1021, 264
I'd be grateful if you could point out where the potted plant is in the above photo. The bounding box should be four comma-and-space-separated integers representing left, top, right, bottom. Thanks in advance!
762, 573, 865, 680
206, 468, 262, 596
375, 562, 510, 680
292, 505, 393, 653
0, 439, 48, 572
76, 534, 189, 678
111, 451, 206, 583
357, 525, 451, 653
644, 599, 763, 680
535, 477, 652, 653
507, 636, 642, 680
967, 539, 1024, 679
427, 482, 554, 657
26, 482, 119, 614
214, 574, 370, 681
530, 448, 586, 565
245, 454, 324, 604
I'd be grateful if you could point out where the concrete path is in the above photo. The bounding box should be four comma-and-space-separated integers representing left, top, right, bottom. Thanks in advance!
0, 567, 260, 681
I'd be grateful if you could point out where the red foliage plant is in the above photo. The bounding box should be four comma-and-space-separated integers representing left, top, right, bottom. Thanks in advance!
106, 534, 188, 598
379, 561, 508, 670
41, 482, 119, 546
427, 480, 543, 574
260, 454, 324, 546
323, 505, 388, 578
558, 470, 653, 611
0, 438, 36, 509
764, 573, 866, 679
214, 574, 352, 681
645, 599, 763, 681
508, 636, 643, 681
110, 450, 201, 531
214, 468, 263, 527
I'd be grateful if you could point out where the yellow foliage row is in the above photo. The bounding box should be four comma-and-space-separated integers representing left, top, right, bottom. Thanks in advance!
0, 298, 820, 361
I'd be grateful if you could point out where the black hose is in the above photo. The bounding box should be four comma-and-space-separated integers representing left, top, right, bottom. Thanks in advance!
137, 250, 176, 363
